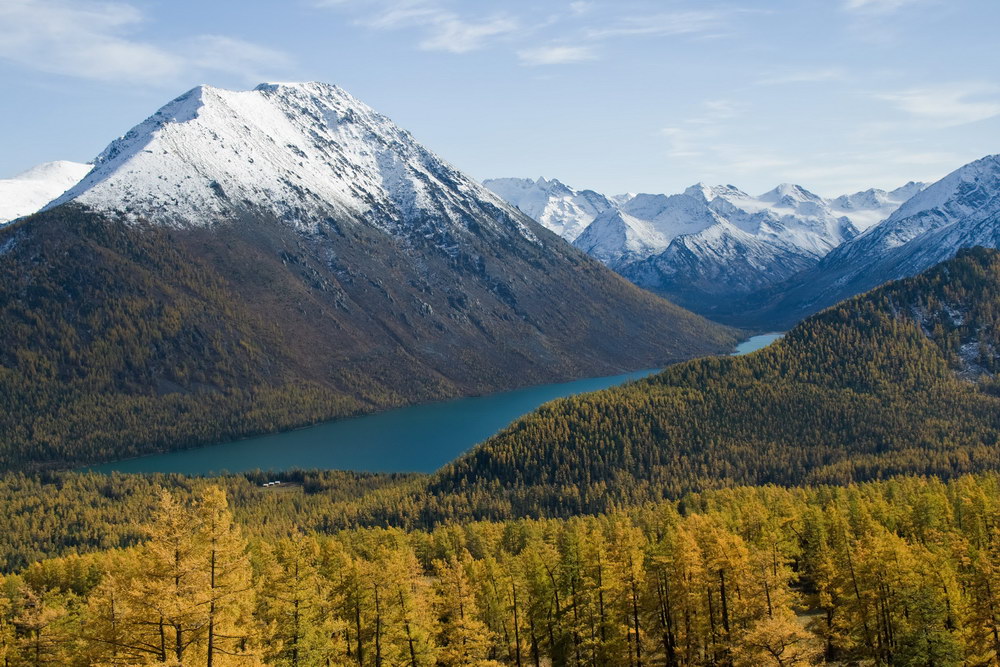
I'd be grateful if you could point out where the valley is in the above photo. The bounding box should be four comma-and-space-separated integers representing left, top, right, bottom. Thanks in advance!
86, 334, 785, 475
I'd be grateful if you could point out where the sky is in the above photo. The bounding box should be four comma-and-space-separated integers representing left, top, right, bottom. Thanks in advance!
1, 0, 998, 197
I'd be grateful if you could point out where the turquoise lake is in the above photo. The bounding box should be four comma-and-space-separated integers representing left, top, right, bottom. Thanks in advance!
90, 333, 782, 475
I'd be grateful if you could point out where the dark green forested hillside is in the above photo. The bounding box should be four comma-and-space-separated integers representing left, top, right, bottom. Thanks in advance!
0, 204, 735, 470
417, 247, 1000, 518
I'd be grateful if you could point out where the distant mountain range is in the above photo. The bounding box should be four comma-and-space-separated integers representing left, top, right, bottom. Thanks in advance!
0, 82, 735, 470
489, 157, 1000, 329
486, 176, 926, 316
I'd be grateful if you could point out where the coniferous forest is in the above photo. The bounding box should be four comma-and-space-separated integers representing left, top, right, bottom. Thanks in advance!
2, 249, 1000, 664
5, 474, 1000, 665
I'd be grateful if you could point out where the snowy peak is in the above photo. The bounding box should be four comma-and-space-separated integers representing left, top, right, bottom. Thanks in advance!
889, 181, 926, 202
746, 154, 1000, 328
839, 154, 1000, 257
884, 154, 1000, 230
482, 176, 615, 241
0, 160, 92, 224
682, 183, 750, 203
759, 183, 825, 207
50, 82, 532, 242
572, 208, 665, 266
621, 192, 723, 243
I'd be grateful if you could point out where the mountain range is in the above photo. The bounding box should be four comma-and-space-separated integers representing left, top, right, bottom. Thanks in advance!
486, 175, 926, 315
0, 82, 735, 469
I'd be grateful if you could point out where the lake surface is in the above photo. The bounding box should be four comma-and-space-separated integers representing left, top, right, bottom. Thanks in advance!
733, 332, 784, 355
90, 334, 783, 475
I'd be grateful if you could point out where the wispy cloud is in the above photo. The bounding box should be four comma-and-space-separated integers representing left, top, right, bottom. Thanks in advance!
755, 67, 848, 86
186, 35, 293, 81
660, 98, 746, 158
842, 0, 924, 13
417, 15, 518, 53
878, 83, 1000, 126
333, 0, 518, 54
518, 45, 596, 66
0, 0, 292, 85
585, 10, 727, 39
317, 2, 745, 65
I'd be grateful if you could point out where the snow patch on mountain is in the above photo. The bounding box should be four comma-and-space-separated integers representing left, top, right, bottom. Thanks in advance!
0, 161, 92, 224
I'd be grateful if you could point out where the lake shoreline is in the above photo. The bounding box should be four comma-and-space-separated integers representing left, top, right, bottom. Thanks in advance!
87, 334, 782, 476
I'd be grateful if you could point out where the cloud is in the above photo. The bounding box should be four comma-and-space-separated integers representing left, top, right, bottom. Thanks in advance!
878, 84, 1000, 126
186, 35, 294, 81
347, 1, 518, 54
418, 16, 518, 53
659, 99, 746, 158
586, 10, 728, 39
755, 68, 848, 86
518, 45, 596, 66
843, 0, 924, 12
0, 0, 179, 82
0, 0, 293, 85
320, 2, 741, 64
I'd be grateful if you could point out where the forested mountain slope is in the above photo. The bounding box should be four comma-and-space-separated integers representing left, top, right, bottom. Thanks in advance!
422, 247, 1000, 517
0, 203, 732, 471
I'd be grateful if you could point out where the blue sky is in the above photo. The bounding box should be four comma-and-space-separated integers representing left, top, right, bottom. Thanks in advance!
1, 0, 998, 196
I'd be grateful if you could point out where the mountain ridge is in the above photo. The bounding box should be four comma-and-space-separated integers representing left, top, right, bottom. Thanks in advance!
726, 154, 1000, 328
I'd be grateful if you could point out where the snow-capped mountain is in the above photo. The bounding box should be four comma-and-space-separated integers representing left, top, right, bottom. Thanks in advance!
1, 82, 737, 465
50, 83, 539, 245
482, 177, 615, 240
0, 160, 91, 224
487, 173, 922, 313
730, 155, 1000, 328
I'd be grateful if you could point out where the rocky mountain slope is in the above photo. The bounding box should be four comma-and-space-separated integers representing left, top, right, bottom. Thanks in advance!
0, 82, 736, 470
0, 160, 91, 223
